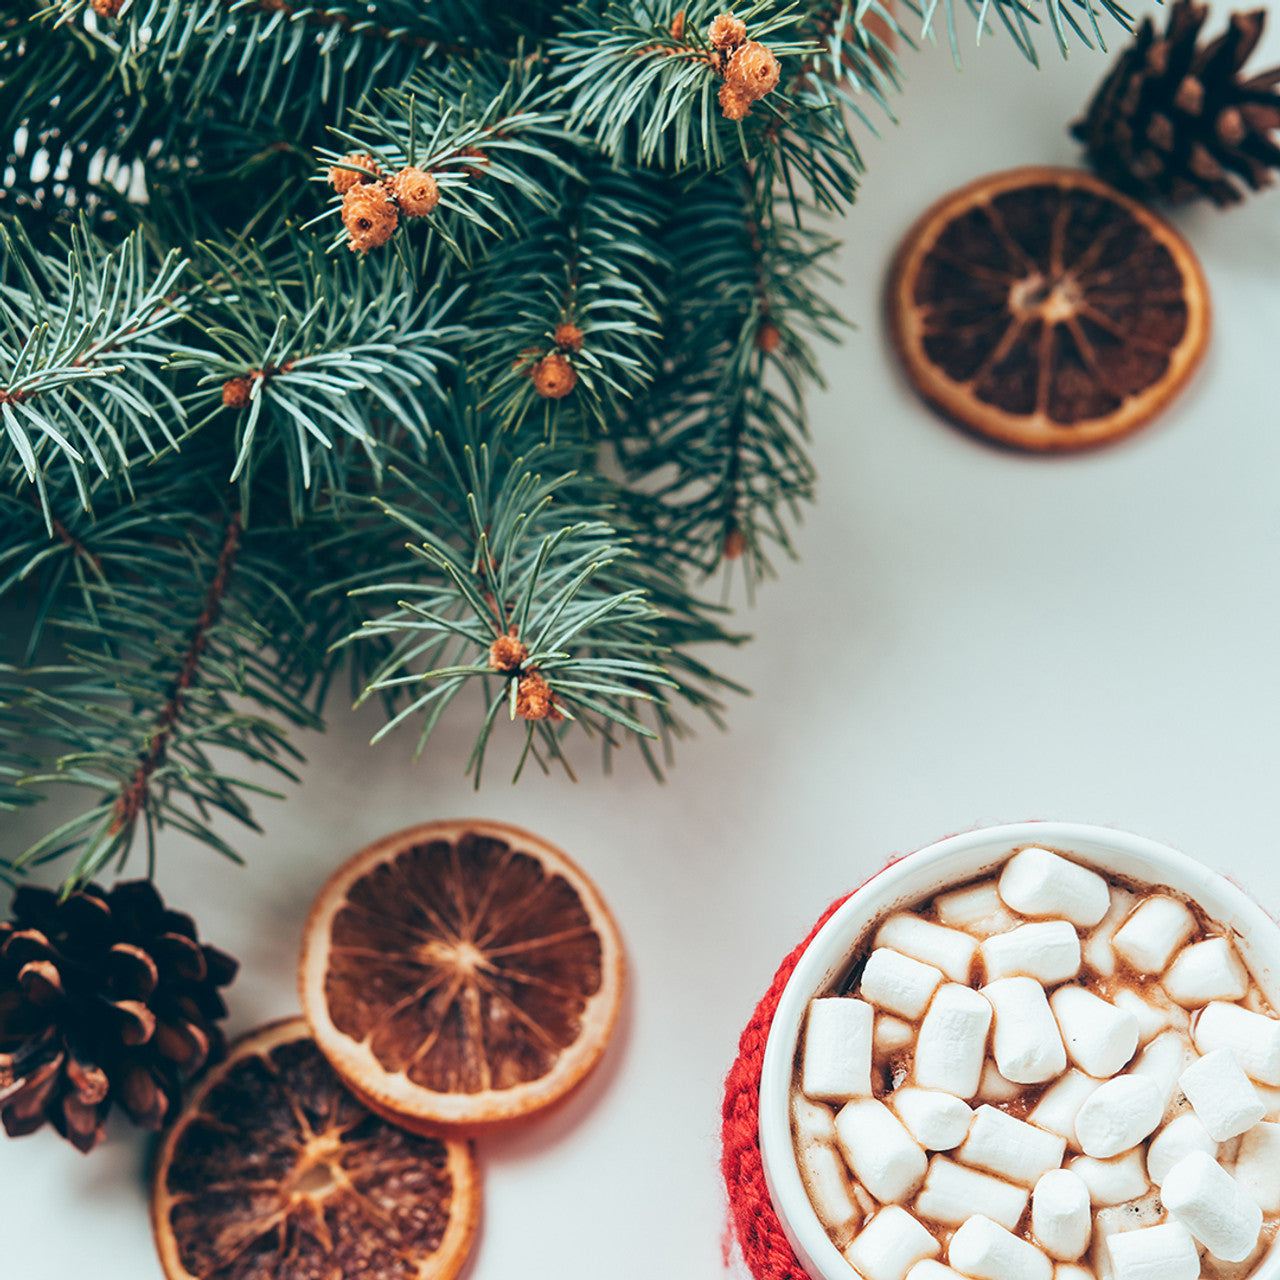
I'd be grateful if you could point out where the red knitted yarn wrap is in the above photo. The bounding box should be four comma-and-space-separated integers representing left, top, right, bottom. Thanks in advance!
719, 890, 854, 1279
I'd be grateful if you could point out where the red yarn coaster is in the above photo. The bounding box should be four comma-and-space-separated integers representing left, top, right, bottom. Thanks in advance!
719, 891, 854, 1280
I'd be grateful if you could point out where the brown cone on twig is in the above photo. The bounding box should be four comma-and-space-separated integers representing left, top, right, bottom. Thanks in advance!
1071, 0, 1280, 207
532, 352, 577, 399
0, 880, 237, 1152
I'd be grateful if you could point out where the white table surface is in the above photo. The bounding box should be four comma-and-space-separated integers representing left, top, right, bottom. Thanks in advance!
4, 7, 1279, 1276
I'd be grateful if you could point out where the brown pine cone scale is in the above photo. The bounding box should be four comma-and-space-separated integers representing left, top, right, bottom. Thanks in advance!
0, 880, 237, 1152
1072, 0, 1280, 206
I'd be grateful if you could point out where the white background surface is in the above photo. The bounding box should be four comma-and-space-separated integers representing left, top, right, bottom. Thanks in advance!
3, 6, 1280, 1277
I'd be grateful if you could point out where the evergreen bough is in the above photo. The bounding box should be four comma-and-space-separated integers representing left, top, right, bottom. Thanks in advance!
0, 0, 1129, 891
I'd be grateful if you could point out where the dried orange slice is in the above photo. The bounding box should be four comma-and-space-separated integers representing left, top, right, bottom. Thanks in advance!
299, 819, 625, 1131
887, 166, 1210, 452
150, 1017, 479, 1280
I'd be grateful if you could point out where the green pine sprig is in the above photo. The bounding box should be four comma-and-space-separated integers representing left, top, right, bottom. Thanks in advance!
0, 0, 1133, 892
0, 222, 187, 517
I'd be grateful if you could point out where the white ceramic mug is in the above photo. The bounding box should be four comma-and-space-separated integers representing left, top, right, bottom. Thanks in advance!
758, 821, 1280, 1280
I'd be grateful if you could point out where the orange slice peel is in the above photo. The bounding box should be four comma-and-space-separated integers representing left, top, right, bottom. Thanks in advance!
887, 165, 1211, 452
150, 1017, 480, 1280
299, 819, 625, 1132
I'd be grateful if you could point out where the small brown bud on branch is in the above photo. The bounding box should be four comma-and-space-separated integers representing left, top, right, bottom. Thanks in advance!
390, 167, 440, 217
328, 154, 381, 194
532, 353, 577, 399
341, 184, 398, 252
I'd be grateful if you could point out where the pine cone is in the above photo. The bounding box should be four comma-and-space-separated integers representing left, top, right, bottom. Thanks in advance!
0, 880, 237, 1152
1071, 0, 1280, 207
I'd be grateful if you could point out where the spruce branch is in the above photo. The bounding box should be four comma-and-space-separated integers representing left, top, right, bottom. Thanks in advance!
172, 235, 463, 514
751, 0, 903, 213
106, 509, 245, 843
615, 173, 840, 584
555, 0, 822, 170
0, 222, 187, 519
0, 3, 149, 238
0, 666, 39, 819
0, 482, 116, 663
4, 4, 293, 239
12, 492, 325, 887
465, 164, 668, 432
0, 0, 1134, 896
319, 56, 581, 263
902, 0, 1133, 64
48, 0, 464, 132
800, 0, 906, 112
337, 417, 739, 783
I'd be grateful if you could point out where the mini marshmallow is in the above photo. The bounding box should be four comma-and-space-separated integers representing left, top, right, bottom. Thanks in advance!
997, 847, 1110, 927
1244, 987, 1272, 1015
892, 1089, 974, 1152
799, 1141, 862, 1234
913, 1156, 1030, 1231
956, 1105, 1067, 1187
1094, 1195, 1168, 1280
914, 984, 992, 1098
843, 1205, 940, 1280
1161, 1148, 1263, 1262
792, 1095, 837, 1146
1111, 897, 1197, 975
981, 921, 1082, 985
803, 998, 874, 1101
1256, 1082, 1280, 1121
1067, 1151, 1151, 1206
875, 915, 979, 985
934, 879, 1020, 937
1162, 936, 1249, 1007
1073, 1074, 1164, 1158
1111, 990, 1176, 1046
1054, 1267, 1094, 1280
1147, 1112, 1220, 1186
1030, 1071, 1104, 1148
861, 948, 946, 1021
947, 1214, 1053, 1280
1031, 1168, 1092, 1261
976, 1060, 1022, 1103
1233, 1120, 1280, 1214
1105, 1222, 1201, 1280
1193, 1001, 1280, 1086
1130, 1030, 1197, 1115
906, 1264, 968, 1280
1082, 886, 1139, 978
853, 1182, 880, 1221
1180, 1048, 1267, 1141
1050, 986, 1139, 1078
983, 977, 1068, 1084
877, 1016, 917, 1055
835, 1099, 928, 1205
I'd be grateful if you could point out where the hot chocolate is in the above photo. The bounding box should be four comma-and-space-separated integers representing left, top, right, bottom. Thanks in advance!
788, 845, 1280, 1280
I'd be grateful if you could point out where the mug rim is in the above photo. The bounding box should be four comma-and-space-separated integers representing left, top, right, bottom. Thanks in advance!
758, 820, 1280, 1280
